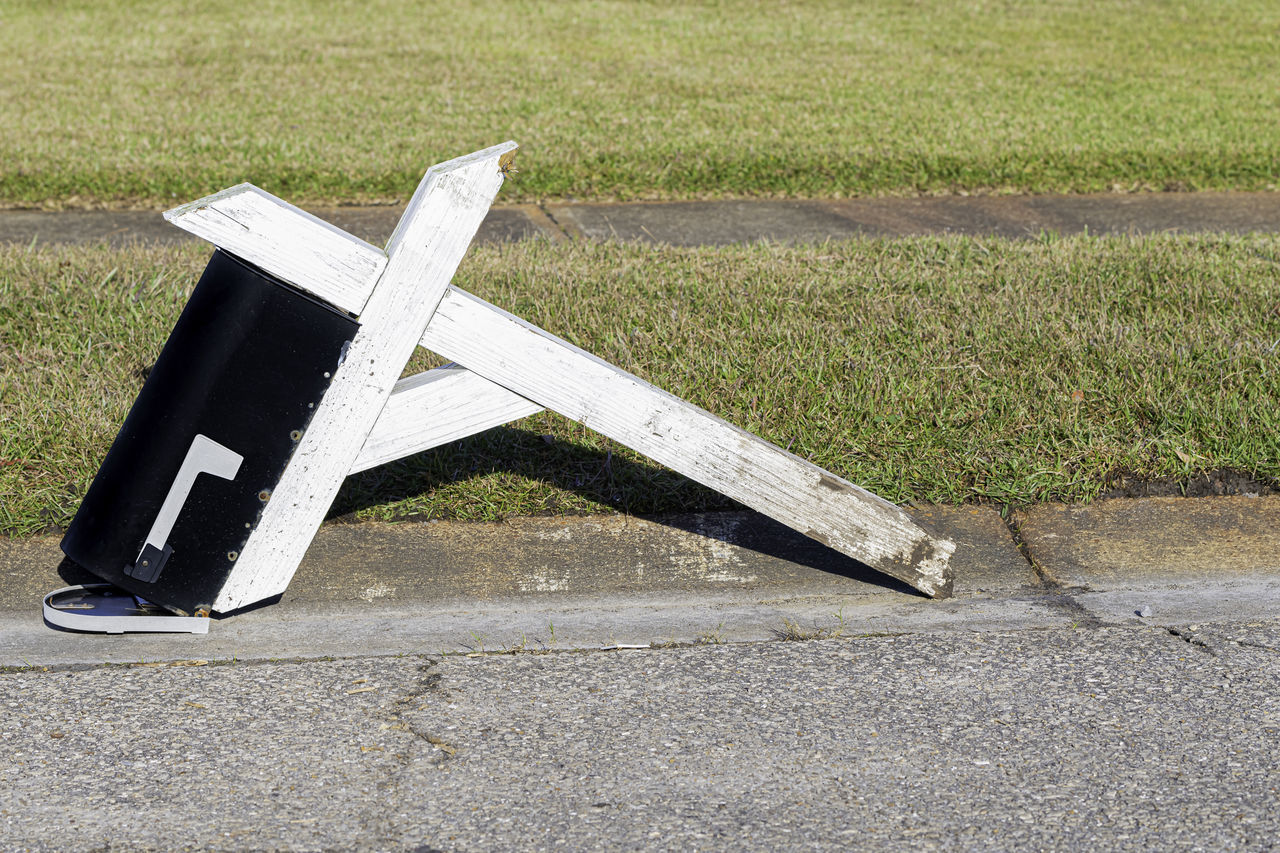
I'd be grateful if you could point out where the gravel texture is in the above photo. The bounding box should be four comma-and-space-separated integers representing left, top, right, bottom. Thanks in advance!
2, 620, 1277, 851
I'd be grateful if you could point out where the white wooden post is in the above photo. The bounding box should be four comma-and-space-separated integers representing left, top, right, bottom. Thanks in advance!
188, 143, 516, 611
162, 143, 956, 609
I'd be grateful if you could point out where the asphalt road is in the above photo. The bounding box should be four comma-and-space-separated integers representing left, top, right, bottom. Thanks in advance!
3, 618, 1277, 852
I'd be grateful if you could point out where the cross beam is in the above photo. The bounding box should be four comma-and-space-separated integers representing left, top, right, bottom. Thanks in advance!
162, 143, 955, 611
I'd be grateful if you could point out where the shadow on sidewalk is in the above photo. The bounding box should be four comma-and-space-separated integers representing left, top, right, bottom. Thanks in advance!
327, 425, 925, 598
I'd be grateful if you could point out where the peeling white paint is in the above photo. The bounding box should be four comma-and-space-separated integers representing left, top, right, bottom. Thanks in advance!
359, 583, 395, 602
518, 569, 570, 593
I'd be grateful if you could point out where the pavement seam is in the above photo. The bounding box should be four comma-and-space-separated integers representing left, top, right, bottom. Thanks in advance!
998, 508, 1119, 628
520, 203, 570, 243
0, 649, 429, 675
536, 202, 581, 240
998, 507, 1062, 589
1033, 592, 1111, 629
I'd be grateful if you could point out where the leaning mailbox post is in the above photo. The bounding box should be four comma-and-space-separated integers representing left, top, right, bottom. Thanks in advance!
52, 142, 955, 629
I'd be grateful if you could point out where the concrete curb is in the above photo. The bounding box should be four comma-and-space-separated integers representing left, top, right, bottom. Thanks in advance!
1014, 495, 1280, 587
3, 191, 1279, 248
4, 496, 1278, 666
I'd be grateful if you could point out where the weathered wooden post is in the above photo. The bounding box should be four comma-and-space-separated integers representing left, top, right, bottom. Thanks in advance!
55, 142, 955, 628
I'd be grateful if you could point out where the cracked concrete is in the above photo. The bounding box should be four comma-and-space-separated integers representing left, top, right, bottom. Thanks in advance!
4, 496, 1279, 670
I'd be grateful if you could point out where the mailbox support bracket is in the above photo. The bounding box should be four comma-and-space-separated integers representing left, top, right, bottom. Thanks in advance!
124, 142, 956, 613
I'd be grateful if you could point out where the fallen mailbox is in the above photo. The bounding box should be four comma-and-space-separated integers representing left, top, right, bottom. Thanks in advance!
49, 142, 956, 634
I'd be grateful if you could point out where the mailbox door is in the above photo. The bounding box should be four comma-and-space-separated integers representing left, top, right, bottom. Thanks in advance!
61, 250, 360, 615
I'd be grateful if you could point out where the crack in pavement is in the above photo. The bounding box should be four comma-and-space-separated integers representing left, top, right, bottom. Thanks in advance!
1164, 626, 1218, 656
1231, 638, 1280, 655
380, 658, 458, 768
998, 509, 1115, 629
997, 510, 1150, 632
1030, 590, 1113, 628
347, 657, 459, 849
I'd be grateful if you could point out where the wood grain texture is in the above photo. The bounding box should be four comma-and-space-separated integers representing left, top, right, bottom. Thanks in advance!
350, 364, 543, 474
164, 184, 386, 314
422, 287, 956, 598
162, 155, 954, 601
213, 142, 518, 611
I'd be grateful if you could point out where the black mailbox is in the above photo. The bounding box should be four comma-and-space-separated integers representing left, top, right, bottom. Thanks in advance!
60, 250, 359, 616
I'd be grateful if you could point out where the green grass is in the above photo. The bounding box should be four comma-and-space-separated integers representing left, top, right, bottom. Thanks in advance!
3, 235, 1278, 535
2, 0, 1278, 208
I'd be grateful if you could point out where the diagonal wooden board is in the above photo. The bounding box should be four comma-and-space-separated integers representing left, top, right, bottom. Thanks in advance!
419, 290, 954, 597
350, 364, 543, 473
165, 150, 956, 606
193, 143, 516, 611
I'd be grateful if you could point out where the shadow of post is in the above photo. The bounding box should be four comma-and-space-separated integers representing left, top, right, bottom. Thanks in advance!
330, 424, 929, 598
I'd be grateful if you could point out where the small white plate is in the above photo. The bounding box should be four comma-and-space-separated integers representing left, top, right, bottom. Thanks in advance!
43, 584, 210, 635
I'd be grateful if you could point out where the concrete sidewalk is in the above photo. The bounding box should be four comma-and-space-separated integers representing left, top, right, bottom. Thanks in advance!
3, 191, 1279, 248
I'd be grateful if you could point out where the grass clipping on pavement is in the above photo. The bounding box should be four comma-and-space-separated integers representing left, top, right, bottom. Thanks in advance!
2, 235, 1278, 536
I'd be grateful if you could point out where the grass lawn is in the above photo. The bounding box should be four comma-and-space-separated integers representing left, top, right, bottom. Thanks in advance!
1, 0, 1278, 208
3, 235, 1277, 536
